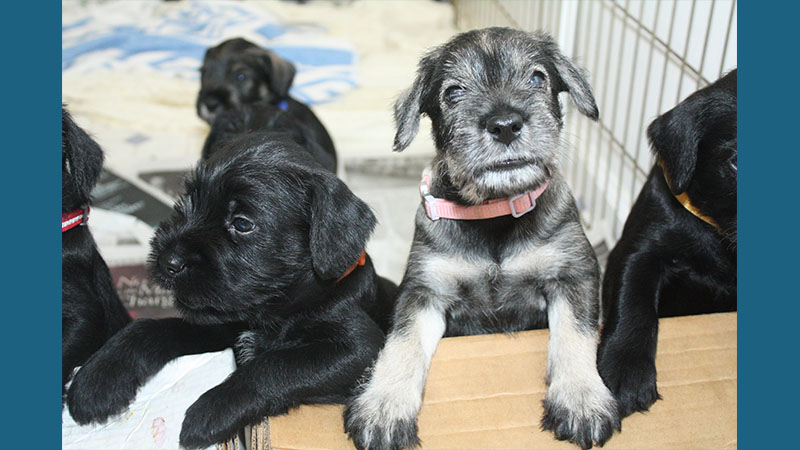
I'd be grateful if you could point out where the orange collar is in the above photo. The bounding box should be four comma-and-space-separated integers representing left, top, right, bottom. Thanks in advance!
337, 250, 367, 282
658, 159, 722, 233
673, 191, 721, 232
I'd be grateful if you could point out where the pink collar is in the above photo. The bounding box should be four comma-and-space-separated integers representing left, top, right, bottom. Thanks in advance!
419, 167, 549, 221
62, 206, 90, 232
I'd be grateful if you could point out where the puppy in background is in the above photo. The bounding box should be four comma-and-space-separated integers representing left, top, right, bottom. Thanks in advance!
62, 107, 131, 399
197, 37, 336, 168
597, 70, 737, 418
344, 28, 619, 450
67, 133, 396, 449
202, 100, 337, 172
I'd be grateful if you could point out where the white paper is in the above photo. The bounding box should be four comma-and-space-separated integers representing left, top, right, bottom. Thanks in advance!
63, 349, 237, 450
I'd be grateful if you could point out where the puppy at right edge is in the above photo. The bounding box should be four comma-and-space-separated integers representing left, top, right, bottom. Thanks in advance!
597, 69, 737, 419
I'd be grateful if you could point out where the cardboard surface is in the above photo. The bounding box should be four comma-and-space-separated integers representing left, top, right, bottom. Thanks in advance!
266, 312, 736, 449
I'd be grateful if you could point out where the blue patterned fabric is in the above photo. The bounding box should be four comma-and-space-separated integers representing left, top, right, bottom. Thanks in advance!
62, 1, 357, 105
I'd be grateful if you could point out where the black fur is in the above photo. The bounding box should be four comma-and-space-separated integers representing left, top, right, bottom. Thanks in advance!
66, 133, 396, 449
597, 69, 737, 418
197, 37, 336, 169
202, 100, 336, 172
62, 107, 131, 400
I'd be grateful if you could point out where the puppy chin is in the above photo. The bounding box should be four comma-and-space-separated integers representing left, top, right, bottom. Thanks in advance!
148, 265, 225, 319
462, 164, 551, 203
169, 287, 246, 323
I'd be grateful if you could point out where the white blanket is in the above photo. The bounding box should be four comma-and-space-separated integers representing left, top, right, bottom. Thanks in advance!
62, 350, 237, 450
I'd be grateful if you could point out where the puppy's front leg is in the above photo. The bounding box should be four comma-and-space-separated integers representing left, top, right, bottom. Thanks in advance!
344, 296, 446, 450
541, 281, 620, 449
597, 252, 662, 417
180, 316, 385, 449
67, 318, 241, 425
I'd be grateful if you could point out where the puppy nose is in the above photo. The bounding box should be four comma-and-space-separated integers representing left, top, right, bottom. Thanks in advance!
203, 96, 221, 112
159, 253, 186, 276
486, 113, 523, 146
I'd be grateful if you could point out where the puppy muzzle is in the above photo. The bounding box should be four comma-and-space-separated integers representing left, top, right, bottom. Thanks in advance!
157, 247, 190, 279
485, 112, 524, 146
197, 89, 230, 122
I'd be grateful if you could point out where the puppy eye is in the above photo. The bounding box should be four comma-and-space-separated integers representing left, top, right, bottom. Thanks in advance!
530, 71, 546, 88
235, 72, 248, 82
232, 216, 255, 233
444, 86, 465, 104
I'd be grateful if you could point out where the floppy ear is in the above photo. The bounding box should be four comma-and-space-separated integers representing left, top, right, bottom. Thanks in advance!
550, 47, 599, 121
393, 49, 441, 152
649, 70, 738, 195
647, 96, 705, 195
62, 108, 104, 205
309, 172, 377, 280
257, 49, 296, 99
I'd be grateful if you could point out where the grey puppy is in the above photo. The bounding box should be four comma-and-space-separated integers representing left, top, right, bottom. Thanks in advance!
344, 28, 619, 450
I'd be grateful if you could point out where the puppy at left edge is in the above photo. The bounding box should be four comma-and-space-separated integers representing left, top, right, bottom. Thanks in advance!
62, 107, 131, 401
66, 133, 397, 449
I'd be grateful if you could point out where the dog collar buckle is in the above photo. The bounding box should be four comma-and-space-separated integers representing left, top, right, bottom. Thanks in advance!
509, 192, 535, 218
80, 205, 90, 226
423, 195, 440, 221
419, 169, 441, 221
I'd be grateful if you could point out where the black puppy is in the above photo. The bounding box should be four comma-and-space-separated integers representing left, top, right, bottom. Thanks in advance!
597, 69, 737, 418
202, 100, 337, 172
197, 37, 336, 168
66, 133, 396, 449
62, 108, 131, 399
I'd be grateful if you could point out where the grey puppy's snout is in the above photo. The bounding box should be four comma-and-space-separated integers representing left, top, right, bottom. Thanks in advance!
486, 112, 524, 146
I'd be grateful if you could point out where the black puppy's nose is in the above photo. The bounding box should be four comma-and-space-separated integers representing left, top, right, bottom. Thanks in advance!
486, 113, 524, 146
159, 252, 186, 277
203, 96, 221, 112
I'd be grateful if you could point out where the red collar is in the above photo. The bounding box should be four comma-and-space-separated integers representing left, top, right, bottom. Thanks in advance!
62, 206, 90, 232
337, 250, 367, 282
419, 167, 550, 221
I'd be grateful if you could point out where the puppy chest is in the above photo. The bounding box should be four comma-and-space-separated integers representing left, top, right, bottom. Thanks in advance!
419, 253, 554, 334
445, 277, 549, 335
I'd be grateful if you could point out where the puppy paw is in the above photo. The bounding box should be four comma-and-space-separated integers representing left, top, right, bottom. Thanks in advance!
541, 380, 621, 449
344, 404, 419, 450
66, 352, 142, 425
179, 388, 241, 449
598, 356, 660, 418
344, 390, 421, 450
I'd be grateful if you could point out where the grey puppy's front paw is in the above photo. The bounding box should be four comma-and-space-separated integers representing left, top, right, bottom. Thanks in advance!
541, 382, 621, 449
344, 402, 420, 450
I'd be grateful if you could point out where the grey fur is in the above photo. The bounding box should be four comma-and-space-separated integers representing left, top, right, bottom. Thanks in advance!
345, 28, 619, 450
